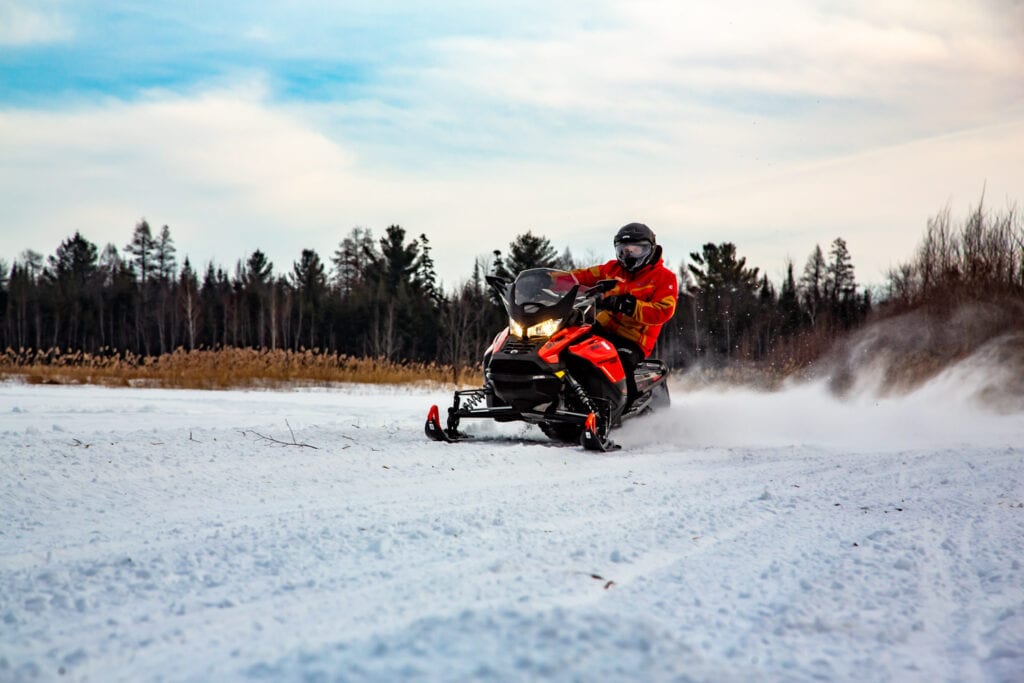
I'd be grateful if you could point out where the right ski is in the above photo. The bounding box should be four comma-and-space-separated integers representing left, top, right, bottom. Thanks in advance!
424, 405, 456, 442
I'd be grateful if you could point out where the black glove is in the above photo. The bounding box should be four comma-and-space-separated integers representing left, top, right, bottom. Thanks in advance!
599, 294, 637, 316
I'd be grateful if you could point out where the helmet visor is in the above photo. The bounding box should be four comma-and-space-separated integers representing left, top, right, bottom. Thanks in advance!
616, 241, 652, 263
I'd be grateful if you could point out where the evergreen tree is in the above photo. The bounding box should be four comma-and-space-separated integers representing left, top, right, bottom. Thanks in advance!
825, 238, 855, 303
555, 247, 576, 271
0, 259, 8, 347
753, 274, 778, 358
178, 258, 200, 349
688, 242, 760, 355
414, 233, 441, 303
44, 232, 100, 350
6, 261, 33, 349
97, 243, 126, 349
826, 237, 858, 328
375, 225, 419, 292
800, 244, 826, 327
291, 249, 327, 349
332, 227, 375, 297
125, 220, 157, 285
778, 260, 802, 336
506, 231, 559, 274
490, 249, 512, 281
154, 225, 177, 281
125, 220, 157, 353
154, 225, 178, 352
244, 250, 274, 347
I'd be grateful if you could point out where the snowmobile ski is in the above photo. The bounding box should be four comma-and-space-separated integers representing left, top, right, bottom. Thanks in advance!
580, 411, 619, 452
425, 404, 457, 442
425, 404, 473, 442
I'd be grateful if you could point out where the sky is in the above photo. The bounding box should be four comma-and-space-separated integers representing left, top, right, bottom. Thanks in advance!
1, 0, 1022, 289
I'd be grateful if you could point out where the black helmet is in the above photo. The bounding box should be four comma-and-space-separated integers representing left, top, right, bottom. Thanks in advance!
613, 222, 656, 272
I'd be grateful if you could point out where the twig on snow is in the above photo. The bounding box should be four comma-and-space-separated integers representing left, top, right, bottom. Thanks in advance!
243, 420, 320, 449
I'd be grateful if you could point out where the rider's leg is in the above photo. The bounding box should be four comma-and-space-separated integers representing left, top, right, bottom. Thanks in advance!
593, 326, 643, 411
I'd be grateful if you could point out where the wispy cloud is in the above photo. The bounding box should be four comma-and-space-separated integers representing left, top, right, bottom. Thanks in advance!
0, 0, 72, 46
0, 0, 1021, 285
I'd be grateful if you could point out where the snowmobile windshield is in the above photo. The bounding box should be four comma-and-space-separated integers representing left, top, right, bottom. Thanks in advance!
512, 269, 579, 307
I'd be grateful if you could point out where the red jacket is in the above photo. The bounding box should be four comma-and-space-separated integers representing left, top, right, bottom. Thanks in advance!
571, 251, 678, 357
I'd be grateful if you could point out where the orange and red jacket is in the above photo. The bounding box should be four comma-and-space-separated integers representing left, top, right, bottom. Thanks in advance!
570, 252, 678, 357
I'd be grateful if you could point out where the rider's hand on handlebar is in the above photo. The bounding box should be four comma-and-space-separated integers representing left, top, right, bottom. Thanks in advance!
598, 293, 637, 316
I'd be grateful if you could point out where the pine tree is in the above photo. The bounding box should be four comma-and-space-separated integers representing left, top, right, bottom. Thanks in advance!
8, 251, 43, 349
800, 244, 826, 327
377, 225, 420, 292
778, 260, 802, 336
244, 250, 274, 347
44, 232, 100, 350
125, 220, 157, 353
332, 227, 375, 297
555, 247, 576, 271
291, 249, 327, 349
688, 242, 760, 355
414, 233, 441, 303
154, 226, 177, 281
826, 237, 857, 328
153, 225, 178, 352
200, 263, 221, 346
125, 220, 157, 286
490, 250, 512, 281
825, 237, 855, 304
506, 231, 559, 274
178, 258, 200, 349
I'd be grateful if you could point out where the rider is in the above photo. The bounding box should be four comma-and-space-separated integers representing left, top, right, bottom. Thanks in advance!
570, 222, 678, 409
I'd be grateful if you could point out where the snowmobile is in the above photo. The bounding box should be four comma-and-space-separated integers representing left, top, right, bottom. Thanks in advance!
425, 267, 670, 451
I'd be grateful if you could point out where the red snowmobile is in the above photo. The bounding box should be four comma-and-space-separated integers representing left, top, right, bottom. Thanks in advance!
425, 267, 670, 451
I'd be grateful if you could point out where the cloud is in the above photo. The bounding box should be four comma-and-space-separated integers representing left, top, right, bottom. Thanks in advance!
0, 1, 72, 46
1, 1, 1021, 288
0, 83, 368, 269
421, 0, 1022, 132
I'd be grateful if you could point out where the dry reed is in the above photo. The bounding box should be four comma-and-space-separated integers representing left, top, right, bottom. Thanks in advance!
0, 347, 483, 390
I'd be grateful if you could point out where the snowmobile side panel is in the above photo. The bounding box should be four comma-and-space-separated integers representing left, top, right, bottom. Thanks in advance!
568, 336, 627, 385
538, 326, 590, 364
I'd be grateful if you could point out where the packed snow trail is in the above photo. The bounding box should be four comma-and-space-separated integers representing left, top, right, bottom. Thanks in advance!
1, 382, 1022, 681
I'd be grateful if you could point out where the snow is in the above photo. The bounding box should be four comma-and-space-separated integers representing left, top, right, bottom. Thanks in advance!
1, 370, 1023, 682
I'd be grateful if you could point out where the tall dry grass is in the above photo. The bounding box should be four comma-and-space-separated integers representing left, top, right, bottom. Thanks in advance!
0, 347, 483, 390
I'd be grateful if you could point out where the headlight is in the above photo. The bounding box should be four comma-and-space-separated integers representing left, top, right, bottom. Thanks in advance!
526, 318, 562, 339
509, 317, 562, 339
508, 318, 525, 338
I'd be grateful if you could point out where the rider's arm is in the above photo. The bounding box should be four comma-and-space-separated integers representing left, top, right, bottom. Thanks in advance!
568, 264, 611, 288
632, 270, 677, 325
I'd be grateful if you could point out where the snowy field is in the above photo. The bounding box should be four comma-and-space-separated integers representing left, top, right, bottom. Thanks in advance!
1, 368, 1023, 682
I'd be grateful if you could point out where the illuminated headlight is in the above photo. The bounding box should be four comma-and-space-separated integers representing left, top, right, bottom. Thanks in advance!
526, 318, 562, 339
508, 318, 525, 338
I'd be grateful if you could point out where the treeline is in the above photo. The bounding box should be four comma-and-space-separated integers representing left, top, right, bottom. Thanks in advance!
0, 217, 867, 373
659, 237, 871, 370
2, 222, 448, 362
0, 223, 578, 379
2, 203, 1016, 377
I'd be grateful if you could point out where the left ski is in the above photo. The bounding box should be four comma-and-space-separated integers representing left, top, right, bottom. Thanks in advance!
580, 411, 620, 452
